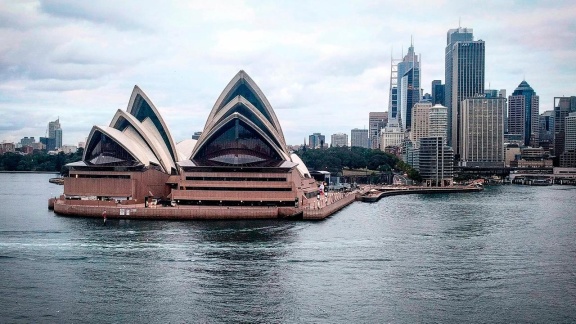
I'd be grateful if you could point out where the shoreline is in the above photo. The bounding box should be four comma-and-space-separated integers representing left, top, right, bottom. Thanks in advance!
48, 185, 487, 220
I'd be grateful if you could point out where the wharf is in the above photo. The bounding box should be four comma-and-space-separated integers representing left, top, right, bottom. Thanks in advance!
361, 185, 483, 202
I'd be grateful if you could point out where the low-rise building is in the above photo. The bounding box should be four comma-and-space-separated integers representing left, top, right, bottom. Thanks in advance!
331, 133, 348, 147
0, 142, 16, 154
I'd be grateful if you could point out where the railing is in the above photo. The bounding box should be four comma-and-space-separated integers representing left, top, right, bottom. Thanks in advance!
302, 191, 356, 219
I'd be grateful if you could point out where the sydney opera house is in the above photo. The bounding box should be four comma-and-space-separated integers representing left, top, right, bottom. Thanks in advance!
52, 71, 355, 219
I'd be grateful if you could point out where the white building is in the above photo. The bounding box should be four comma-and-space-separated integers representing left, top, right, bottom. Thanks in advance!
380, 121, 404, 150
460, 97, 506, 167
429, 104, 448, 144
410, 102, 432, 146
60, 145, 78, 154
331, 133, 349, 147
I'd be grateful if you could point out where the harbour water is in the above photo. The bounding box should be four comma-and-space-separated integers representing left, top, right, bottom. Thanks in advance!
1, 173, 575, 322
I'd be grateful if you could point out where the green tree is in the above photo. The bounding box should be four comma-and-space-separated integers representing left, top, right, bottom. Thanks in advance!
2, 153, 21, 171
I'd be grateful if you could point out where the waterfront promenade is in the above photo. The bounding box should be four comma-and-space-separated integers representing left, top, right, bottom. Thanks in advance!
51, 184, 485, 220
361, 185, 483, 202
51, 188, 362, 220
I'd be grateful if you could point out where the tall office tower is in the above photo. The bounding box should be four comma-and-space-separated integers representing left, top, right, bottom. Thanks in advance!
565, 112, 576, 152
553, 96, 576, 157
397, 43, 421, 131
40, 137, 55, 151
429, 104, 448, 143
499, 89, 508, 133
539, 110, 555, 149
561, 112, 576, 167
388, 56, 401, 122
508, 81, 540, 147
48, 118, 60, 138
380, 121, 404, 151
368, 112, 388, 149
485, 89, 508, 133
410, 102, 433, 146
47, 118, 62, 150
460, 97, 506, 167
445, 27, 484, 155
55, 129, 62, 149
331, 133, 349, 147
308, 133, 325, 149
410, 102, 448, 148
418, 137, 454, 187
431, 80, 445, 106
350, 128, 369, 148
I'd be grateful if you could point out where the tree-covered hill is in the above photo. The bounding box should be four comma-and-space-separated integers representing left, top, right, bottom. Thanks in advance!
0, 148, 84, 174
298, 146, 421, 181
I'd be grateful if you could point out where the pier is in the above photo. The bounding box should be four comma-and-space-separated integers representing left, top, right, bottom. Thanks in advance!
361, 185, 483, 202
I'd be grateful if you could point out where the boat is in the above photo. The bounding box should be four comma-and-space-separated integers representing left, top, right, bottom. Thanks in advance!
530, 178, 552, 186
49, 177, 64, 185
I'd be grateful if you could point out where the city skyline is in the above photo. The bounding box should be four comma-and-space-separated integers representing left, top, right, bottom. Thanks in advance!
0, 1, 575, 146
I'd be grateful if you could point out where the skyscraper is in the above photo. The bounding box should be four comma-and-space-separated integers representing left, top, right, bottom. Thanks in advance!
48, 118, 60, 139
388, 57, 400, 122
55, 129, 62, 149
410, 102, 432, 146
565, 112, 576, 152
460, 97, 506, 167
508, 81, 540, 147
429, 104, 448, 143
431, 80, 445, 106
561, 112, 576, 167
47, 118, 62, 150
539, 110, 555, 149
368, 112, 388, 149
445, 27, 484, 156
553, 96, 576, 157
331, 133, 348, 147
397, 43, 421, 131
409, 102, 448, 148
350, 128, 369, 148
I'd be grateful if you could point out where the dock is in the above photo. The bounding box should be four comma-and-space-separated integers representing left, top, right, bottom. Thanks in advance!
361, 185, 483, 202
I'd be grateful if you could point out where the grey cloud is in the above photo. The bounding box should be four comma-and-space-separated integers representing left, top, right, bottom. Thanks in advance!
39, 0, 152, 31
0, 118, 25, 132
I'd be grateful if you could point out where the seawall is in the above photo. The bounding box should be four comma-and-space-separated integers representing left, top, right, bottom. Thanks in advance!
51, 191, 358, 221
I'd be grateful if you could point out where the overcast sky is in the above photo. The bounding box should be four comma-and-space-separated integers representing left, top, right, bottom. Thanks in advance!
1, 0, 575, 146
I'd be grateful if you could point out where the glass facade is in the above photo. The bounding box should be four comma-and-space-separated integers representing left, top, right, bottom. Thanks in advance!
194, 119, 281, 166
218, 82, 273, 125
218, 102, 283, 150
